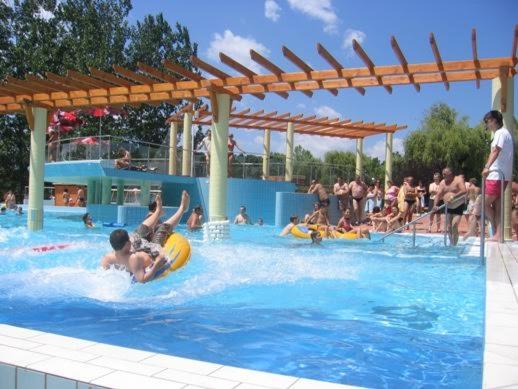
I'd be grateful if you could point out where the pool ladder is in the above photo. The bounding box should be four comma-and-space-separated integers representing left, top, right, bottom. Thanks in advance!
379, 203, 448, 248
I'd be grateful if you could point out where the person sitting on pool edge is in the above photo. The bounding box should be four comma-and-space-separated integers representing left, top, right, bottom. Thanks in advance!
279, 215, 300, 236
100, 191, 190, 283
234, 205, 252, 224
82, 212, 95, 228
187, 205, 203, 231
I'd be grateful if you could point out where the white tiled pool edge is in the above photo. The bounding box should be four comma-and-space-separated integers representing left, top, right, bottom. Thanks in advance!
0, 328, 360, 389
483, 241, 518, 388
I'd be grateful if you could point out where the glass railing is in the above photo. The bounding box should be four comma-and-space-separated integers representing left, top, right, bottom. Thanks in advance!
46, 136, 356, 186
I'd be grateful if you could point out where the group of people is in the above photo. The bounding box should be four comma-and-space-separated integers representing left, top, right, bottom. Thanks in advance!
1, 191, 22, 215
61, 187, 86, 207
196, 131, 245, 177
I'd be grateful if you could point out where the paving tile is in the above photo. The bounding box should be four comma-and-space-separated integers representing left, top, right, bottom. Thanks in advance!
210, 366, 297, 389
484, 344, 518, 366
17, 367, 45, 389
0, 324, 44, 339
142, 353, 222, 375
234, 384, 274, 389
27, 357, 113, 383
485, 312, 518, 328
30, 333, 96, 350
77, 383, 109, 389
0, 363, 16, 389
30, 344, 99, 362
155, 368, 239, 389
92, 370, 185, 389
290, 378, 361, 388
0, 333, 43, 350
483, 362, 518, 388
89, 355, 165, 376
0, 345, 50, 367
81, 343, 154, 362
46, 374, 77, 389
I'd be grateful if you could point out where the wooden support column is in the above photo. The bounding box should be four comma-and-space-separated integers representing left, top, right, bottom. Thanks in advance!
262, 129, 271, 179
87, 179, 97, 205
355, 138, 364, 177
209, 93, 230, 221
168, 122, 179, 175
492, 74, 515, 240
384, 133, 393, 189
285, 122, 294, 182
101, 178, 112, 205
27, 107, 47, 231
182, 113, 193, 176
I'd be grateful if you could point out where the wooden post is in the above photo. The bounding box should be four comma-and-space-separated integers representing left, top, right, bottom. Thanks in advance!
181, 113, 193, 176
384, 133, 393, 189
168, 122, 178, 175
355, 138, 364, 177
262, 129, 270, 179
27, 107, 47, 231
492, 75, 515, 240
101, 178, 112, 205
209, 93, 230, 221
285, 122, 294, 182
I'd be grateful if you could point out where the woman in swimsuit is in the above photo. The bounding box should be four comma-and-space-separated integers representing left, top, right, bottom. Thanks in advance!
227, 134, 245, 177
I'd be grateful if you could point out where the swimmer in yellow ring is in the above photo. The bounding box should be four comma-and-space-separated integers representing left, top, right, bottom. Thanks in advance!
100, 191, 190, 283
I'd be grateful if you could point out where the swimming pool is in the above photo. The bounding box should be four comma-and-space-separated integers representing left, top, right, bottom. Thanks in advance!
0, 212, 484, 388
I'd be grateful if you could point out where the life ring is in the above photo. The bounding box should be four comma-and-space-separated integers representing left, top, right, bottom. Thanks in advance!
331, 230, 359, 240
152, 233, 191, 280
291, 224, 312, 239
102, 222, 126, 228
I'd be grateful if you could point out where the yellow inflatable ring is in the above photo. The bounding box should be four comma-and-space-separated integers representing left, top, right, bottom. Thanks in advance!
332, 230, 359, 240
291, 224, 312, 239
153, 233, 191, 280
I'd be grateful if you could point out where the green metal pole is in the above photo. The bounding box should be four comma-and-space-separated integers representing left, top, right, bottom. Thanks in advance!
27, 107, 47, 231
182, 113, 193, 176
139, 180, 150, 206
285, 122, 294, 182
101, 177, 112, 205
209, 93, 230, 221
87, 179, 96, 205
116, 181, 124, 205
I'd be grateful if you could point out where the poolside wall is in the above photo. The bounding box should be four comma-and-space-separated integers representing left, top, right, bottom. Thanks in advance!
162, 178, 296, 225
275, 192, 341, 227
87, 204, 179, 225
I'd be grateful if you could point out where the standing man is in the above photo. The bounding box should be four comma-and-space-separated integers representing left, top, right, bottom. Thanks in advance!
433, 167, 468, 246
308, 179, 330, 208
333, 177, 349, 211
482, 110, 514, 242
349, 175, 368, 224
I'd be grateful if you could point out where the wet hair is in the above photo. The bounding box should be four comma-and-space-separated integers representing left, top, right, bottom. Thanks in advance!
483, 110, 503, 127
240, 205, 246, 211
148, 201, 157, 212
64, 188, 69, 193
469, 178, 478, 185
82, 213, 90, 223
0, 206, 6, 212
194, 205, 203, 214
289, 215, 299, 223
109, 229, 130, 251
372, 206, 381, 213
310, 231, 321, 244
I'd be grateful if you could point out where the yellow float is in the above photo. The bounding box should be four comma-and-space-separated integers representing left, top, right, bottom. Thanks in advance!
290, 224, 360, 240
152, 233, 191, 280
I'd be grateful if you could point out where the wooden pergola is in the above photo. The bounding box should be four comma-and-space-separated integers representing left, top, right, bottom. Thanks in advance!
1, 26, 514, 233
167, 104, 407, 139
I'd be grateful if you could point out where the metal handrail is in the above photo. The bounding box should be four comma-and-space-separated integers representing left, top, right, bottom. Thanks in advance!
379, 203, 447, 245
480, 168, 505, 263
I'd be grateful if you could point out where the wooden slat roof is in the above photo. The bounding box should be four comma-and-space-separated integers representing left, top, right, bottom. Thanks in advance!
0, 26, 516, 114
166, 104, 406, 139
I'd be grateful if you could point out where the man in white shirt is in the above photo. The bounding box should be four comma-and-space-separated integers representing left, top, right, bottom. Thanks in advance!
482, 110, 514, 242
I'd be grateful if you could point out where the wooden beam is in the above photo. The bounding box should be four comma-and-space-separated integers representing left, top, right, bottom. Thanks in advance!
163, 59, 203, 82
23, 103, 34, 130
250, 49, 313, 97
89, 67, 135, 87
499, 66, 508, 112
113, 65, 157, 85
316, 43, 365, 95
352, 40, 393, 94
282, 45, 338, 96
137, 62, 179, 84
25, 75, 70, 92
512, 24, 518, 65
471, 29, 481, 89
6, 77, 42, 94
46, 72, 94, 91
206, 84, 242, 101
68, 70, 112, 88
390, 36, 420, 92
209, 89, 219, 123
429, 33, 450, 90
219, 52, 288, 99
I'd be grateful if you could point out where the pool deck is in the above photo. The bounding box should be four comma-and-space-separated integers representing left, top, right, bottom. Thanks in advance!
1, 239, 517, 388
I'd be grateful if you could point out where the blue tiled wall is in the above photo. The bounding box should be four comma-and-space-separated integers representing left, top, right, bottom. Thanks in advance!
275, 192, 341, 227
87, 204, 118, 224
86, 204, 178, 225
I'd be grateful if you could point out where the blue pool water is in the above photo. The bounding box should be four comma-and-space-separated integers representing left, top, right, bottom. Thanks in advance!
0, 211, 484, 388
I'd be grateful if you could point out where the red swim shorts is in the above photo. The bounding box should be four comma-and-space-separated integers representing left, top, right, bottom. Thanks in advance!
485, 179, 508, 197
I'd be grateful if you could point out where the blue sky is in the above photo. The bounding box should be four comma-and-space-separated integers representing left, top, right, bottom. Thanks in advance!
130, 0, 517, 160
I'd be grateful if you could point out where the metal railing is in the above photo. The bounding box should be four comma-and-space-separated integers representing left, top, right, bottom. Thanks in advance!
379, 203, 448, 247
480, 168, 505, 262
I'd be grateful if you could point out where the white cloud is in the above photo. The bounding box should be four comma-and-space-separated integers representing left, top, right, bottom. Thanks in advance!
367, 137, 404, 161
206, 30, 270, 74
314, 105, 341, 119
295, 133, 356, 158
35, 5, 55, 20
265, 0, 281, 22
342, 28, 366, 57
286, 0, 338, 34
